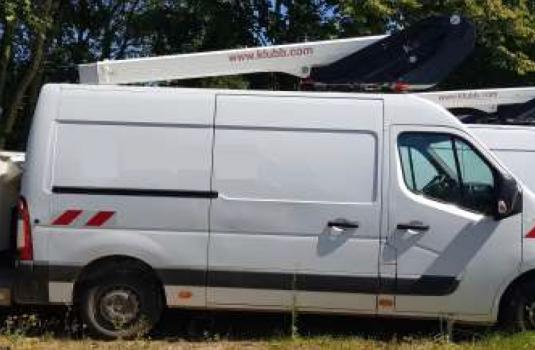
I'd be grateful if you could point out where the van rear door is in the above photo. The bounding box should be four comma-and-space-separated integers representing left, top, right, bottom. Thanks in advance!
208, 94, 383, 312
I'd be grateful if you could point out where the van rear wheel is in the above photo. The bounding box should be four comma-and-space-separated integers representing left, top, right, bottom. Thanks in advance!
79, 270, 163, 339
501, 281, 535, 331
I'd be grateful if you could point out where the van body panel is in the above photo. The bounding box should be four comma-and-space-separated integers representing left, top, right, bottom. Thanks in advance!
469, 125, 535, 192
209, 94, 383, 310
58, 87, 214, 125
214, 94, 382, 130
22, 84, 216, 307
21, 85, 62, 260
38, 227, 208, 271
385, 119, 522, 316
18, 84, 534, 325
468, 126, 535, 296
51, 123, 212, 191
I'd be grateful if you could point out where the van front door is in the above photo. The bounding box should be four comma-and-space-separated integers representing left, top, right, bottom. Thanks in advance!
385, 126, 522, 316
208, 94, 383, 313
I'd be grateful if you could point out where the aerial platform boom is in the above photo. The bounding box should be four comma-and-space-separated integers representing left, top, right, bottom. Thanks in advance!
79, 15, 475, 91
419, 87, 535, 125
79, 35, 385, 85
418, 88, 535, 113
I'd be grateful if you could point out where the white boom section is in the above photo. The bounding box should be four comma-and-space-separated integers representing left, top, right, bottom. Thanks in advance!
79, 35, 386, 85
418, 87, 535, 113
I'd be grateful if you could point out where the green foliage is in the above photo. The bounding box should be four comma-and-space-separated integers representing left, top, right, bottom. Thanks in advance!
3, 330, 535, 349
0, 0, 533, 148
335, 0, 534, 87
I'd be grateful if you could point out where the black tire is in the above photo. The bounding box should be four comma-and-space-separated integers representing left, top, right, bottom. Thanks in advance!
79, 269, 163, 339
500, 280, 535, 332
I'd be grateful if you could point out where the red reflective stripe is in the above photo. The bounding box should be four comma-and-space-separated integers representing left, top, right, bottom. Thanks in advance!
86, 211, 115, 227
52, 210, 83, 226
526, 226, 535, 239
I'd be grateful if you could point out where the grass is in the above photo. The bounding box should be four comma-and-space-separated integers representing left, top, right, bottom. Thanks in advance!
0, 333, 535, 350
0, 308, 534, 349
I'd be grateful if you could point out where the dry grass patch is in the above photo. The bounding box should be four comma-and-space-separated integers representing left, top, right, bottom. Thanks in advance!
1, 309, 535, 349
0, 333, 535, 350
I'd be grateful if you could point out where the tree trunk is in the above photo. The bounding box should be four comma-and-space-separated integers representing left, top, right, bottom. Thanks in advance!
0, 0, 57, 148
0, 18, 16, 107
12, 66, 44, 149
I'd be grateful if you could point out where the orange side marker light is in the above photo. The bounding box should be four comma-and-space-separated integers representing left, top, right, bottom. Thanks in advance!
178, 290, 193, 299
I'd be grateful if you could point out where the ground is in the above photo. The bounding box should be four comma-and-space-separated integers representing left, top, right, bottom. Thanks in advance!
0, 308, 533, 349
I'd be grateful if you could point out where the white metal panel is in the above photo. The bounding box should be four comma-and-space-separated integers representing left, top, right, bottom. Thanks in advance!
48, 282, 73, 304
297, 291, 377, 312
209, 95, 383, 310
216, 94, 382, 130
470, 126, 535, 193
207, 288, 291, 309
52, 123, 212, 190
208, 233, 379, 275
38, 227, 209, 272
37, 225, 210, 308
22, 85, 62, 260
470, 125, 535, 152
206, 288, 377, 312
384, 94, 467, 131
490, 151, 535, 192
58, 87, 213, 125
27, 86, 216, 309
214, 130, 377, 203
48, 195, 210, 232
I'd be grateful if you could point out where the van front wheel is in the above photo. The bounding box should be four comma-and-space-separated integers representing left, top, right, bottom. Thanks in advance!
501, 281, 535, 331
79, 270, 163, 339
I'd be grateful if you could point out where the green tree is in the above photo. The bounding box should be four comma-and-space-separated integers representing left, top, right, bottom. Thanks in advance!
244, 0, 340, 89
0, 0, 60, 148
0, 0, 533, 149
336, 0, 534, 88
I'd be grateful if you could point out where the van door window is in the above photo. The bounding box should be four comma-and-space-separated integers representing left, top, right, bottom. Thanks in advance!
454, 138, 495, 213
398, 133, 496, 214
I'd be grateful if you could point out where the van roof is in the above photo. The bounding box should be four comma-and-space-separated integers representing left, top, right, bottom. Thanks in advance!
51, 83, 387, 99
36, 83, 465, 132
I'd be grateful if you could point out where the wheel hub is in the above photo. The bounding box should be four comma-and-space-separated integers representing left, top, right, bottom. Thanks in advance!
525, 301, 535, 329
99, 288, 140, 326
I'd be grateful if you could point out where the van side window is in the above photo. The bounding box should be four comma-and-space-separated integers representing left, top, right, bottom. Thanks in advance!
454, 138, 495, 213
398, 133, 496, 214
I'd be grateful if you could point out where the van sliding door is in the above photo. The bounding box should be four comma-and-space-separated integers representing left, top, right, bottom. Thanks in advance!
208, 94, 383, 313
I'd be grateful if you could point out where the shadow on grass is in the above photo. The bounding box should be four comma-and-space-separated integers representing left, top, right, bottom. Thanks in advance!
159, 309, 495, 342
0, 305, 496, 343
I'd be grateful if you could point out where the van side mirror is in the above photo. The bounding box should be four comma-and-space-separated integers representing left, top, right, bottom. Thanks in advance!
494, 174, 522, 220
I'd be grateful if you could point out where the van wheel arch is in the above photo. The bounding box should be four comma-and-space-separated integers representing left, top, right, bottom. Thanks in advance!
72, 255, 165, 308
498, 269, 535, 328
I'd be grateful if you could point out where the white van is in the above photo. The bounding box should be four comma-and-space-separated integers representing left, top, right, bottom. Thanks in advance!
13, 83, 535, 338
469, 125, 535, 191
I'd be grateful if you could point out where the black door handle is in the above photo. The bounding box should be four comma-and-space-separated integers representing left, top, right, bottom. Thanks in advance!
397, 223, 430, 231
328, 220, 359, 229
